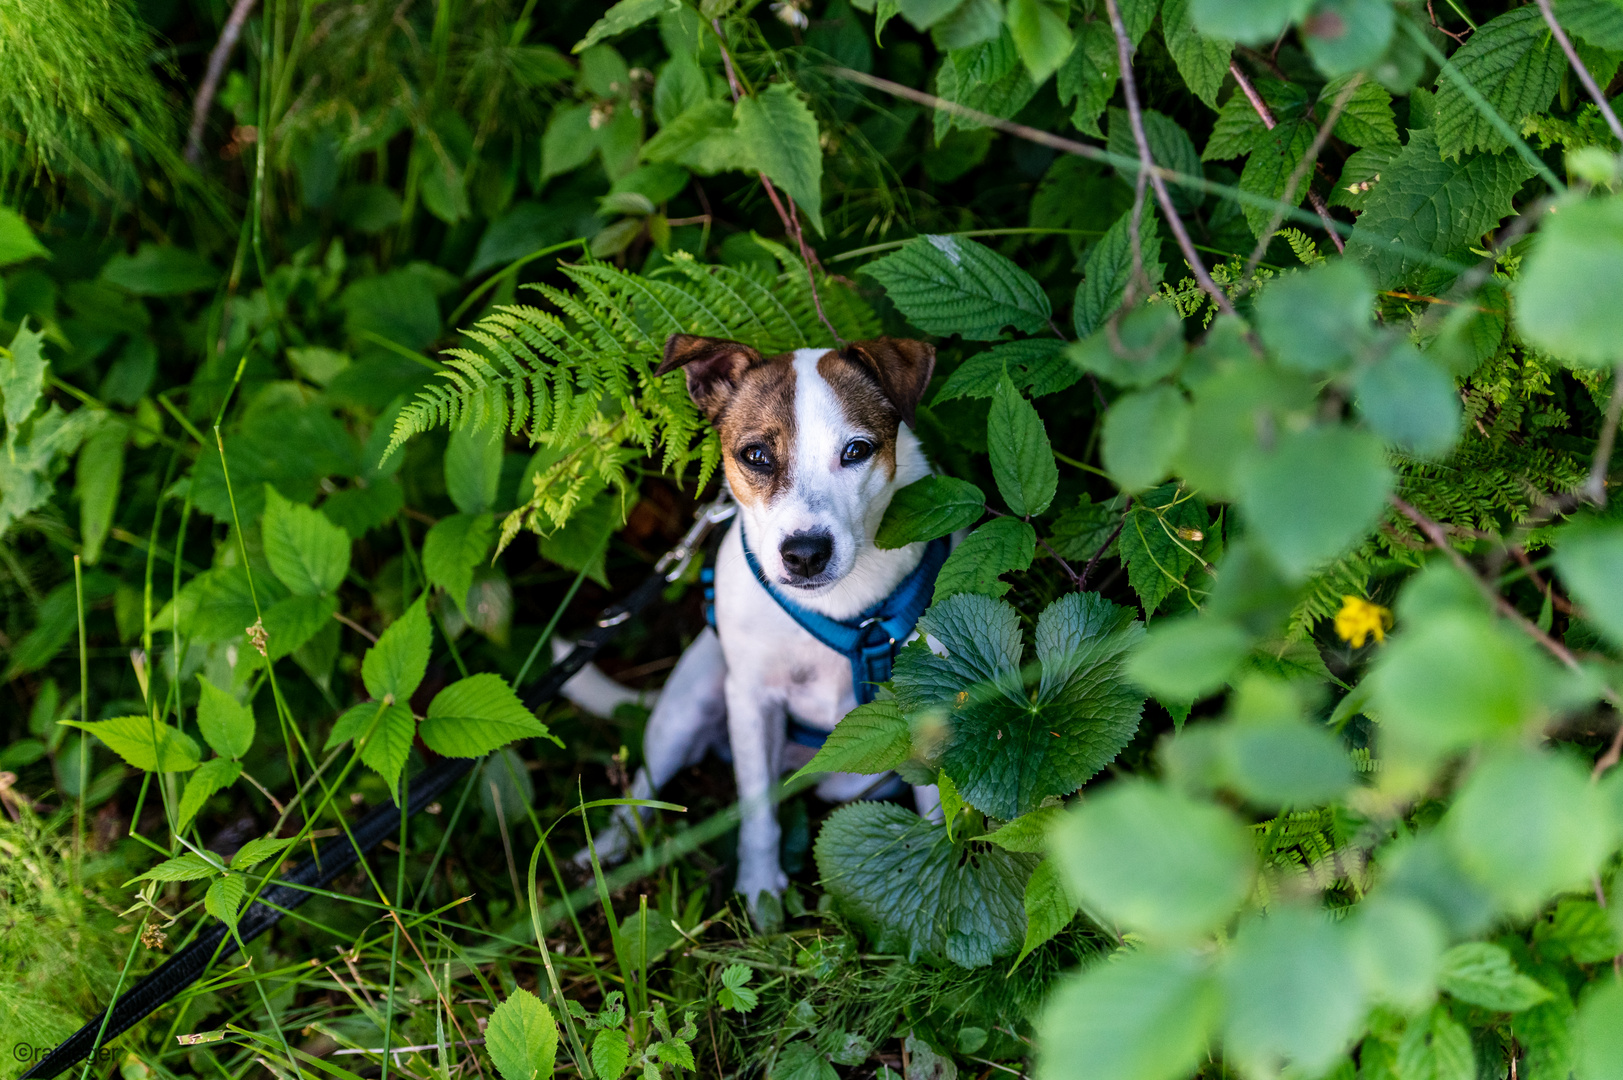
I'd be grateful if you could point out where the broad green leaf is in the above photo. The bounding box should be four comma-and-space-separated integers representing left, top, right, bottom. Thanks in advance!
932, 517, 1036, 600
543, 103, 600, 180
1303, 0, 1394, 76
1575, 979, 1623, 1080
486, 989, 559, 1080
196, 677, 256, 759
1050, 779, 1255, 939
100, 244, 219, 296
1036, 948, 1218, 1080
1071, 303, 1184, 390
1238, 116, 1315, 238
773, 1041, 836, 1080
1255, 259, 1376, 373
204, 875, 246, 931
983, 804, 1065, 852
262, 593, 339, 661
262, 486, 350, 597
1116, 483, 1214, 615
875, 475, 985, 548
1517, 194, 1623, 368
1204, 79, 1308, 161
1006, 0, 1072, 82
231, 835, 297, 870
1444, 748, 1615, 916
1438, 942, 1553, 1012
592, 1029, 630, 1080
894, 592, 1145, 819
1355, 342, 1462, 459
640, 100, 751, 173
128, 851, 220, 883
1432, 7, 1565, 160
933, 30, 1038, 140
1221, 719, 1355, 808
1056, 21, 1120, 137
1221, 906, 1366, 1078
419, 673, 551, 757
987, 375, 1057, 516
1349, 896, 1446, 1011
1513, 994, 1577, 1080
735, 83, 825, 236
1190, 0, 1312, 45
1107, 108, 1204, 214
813, 801, 1035, 967
1014, 857, 1077, 967
1073, 209, 1166, 340
0, 206, 47, 266
353, 701, 417, 796
62, 715, 200, 773
423, 512, 496, 615
1162, 0, 1234, 109
897, 0, 966, 30
1558, 520, 1623, 649
362, 596, 431, 703
1102, 385, 1190, 493
1, 321, 48, 435
1235, 425, 1392, 580
938, 770, 965, 838
1048, 494, 1121, 561
177, 758, 242, 831
1327, 75, 1400, 148
931, 0, 1004, 50
1176, 356, 1317, 503
445, 425, 503, 516
793, 699, 913, 779
76, 425, 123, 565
1534, 897, 1623, 964
572, 0, 679, 52
1381, 829, 1500, 940
321, 478, 404, 540
1345, 128, 1534, 287
864, 235, 1052, 340
932, 339, 1078, 404
1396, 1006, 1475, 1080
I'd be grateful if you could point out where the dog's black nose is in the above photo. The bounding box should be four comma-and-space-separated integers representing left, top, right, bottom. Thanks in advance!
780, 532, 833, 579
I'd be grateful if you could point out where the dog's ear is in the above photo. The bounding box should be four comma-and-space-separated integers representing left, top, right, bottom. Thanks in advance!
839, 337, 936, 427
656, 335, 764, 419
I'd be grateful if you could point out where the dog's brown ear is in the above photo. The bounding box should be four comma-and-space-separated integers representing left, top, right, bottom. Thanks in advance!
656, 335, 764, 419
839, 337, 936, 427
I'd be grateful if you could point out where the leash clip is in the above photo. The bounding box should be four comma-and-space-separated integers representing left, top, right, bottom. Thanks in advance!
656, 492, 737, 582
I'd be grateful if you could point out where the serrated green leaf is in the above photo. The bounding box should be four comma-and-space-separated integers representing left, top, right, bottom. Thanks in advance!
1126, 616, 1251, 701
1354, 342, 1462, 459
100, 244, 220, 296
1013, 857, 1077, 967
1007, 0, 1072, 82
362, 596, 431, 704
933, 517, 1036, 600
1433, 7, 1565, 160
76, 425, 123, 566
1056, 21, 1119, 137
1073, 208, 1166, 339
0, 206, 47, 267
445, 425, 503, 516
128, 851, 221, 884
1, 321, 48, 435
1190, 0, 1313, 45
1517, 193, 1623, 368
262, 485, 350, 597
1238, 116, 1315, 238
736, 83, 825, 236
573, 0, 679, 52
1071, 303, 1184, 389
987, 375, 1057, 516
1397, 1006, 1475, 1080
1037, 948, 1219, 1080
591, 1029, 630, 1080
1326, 75, 1400, 148
1553, 519, 1623, 648
875, 475, 985, 549
1162, 0, 1234, 109
1102, 385, 1190, 493
419, 673, 551, 757
327, 701, 417, 793
196, 677, 256, 759
793, 699, 913, 779
262, 593, 339, 661
1204, 79, 1308, 161
486, 989, 559, 1080
177, 758, 242, 831
205, 873, 247, 929
231, 835, 297, 871
62, 715, 201, 773
423, 512, 496, 616
1116, 482, 1213, 615
932, 339, 1078, 404
864, 235, 1052, 340
933, 29, 1037, 140
1438, 942, 1553, 1012
1107, 108, 1204, 214
1048, 495, 1120, 561
1254, 258, 1376, 373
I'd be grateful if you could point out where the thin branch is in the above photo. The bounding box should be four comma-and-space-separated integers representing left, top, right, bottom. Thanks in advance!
1103, 0, 1235, 316
1123, 162, 1152, 307
186, 0, 260, 164
1078, 500, 1132, 590
333, 611, 379, 644
1245, 74, 1363, 277
1536, 0, 1623, 146
1228, 61, 1347, 254
1585, 361, 1623, 506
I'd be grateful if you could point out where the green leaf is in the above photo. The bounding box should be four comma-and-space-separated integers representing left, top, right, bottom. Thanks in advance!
62, 715, 201, 773
591, 1029, 630, 1080
1517, 194, 1623, 368
1345, 128, 1534, 287
1050, 779, 1255, 939
573, 0, 679, 52
486, 989, 559, 1080
875, 475, 986, 549
735, 83, 825, 236
1235, 425, 1392, 581
1432, 7, 1565, 160
1349, 896, 1447, 1012
1, 321, 48, 435
1107, 108, 1204, 214
100, 244, 220, 296
933, 29, 1038, 141
1396, 1006, 1475, 1080
1254, 259, 1376, 373
932, 517, 1036, 600
793, 699, 913, 779
1006, 0, 1072, 82
1238, 116, 1315, 238
1037, 948, 1219, 1080
262, 486, 350, 597
1327, 75, 1400, 148
419, 673, 552, 757
1071, 303, 1184, 390
1056, 21, 1120, 137
129, 851, 220, 883
983, 804, 1065, 852
895, 592, 1146, 819
1013, 857, 1077, 966
897, 0, 968, 30
773, 1041, 836, 1080
0, 206, 47, 266
1190, 0, 1313, 45
1302, 0, 1394, 77
1221, 719, 1355, 808
445, 425, 504, 516
1354, 342, 1462, 459
1116, 483, 1214, 615
987, 375, 1057, 516
362, 596, 431, 703
423, 512, 496, 615
262, 593, 340, 661
1554, 519, 1623, 649
1204, 79, 1308, 161
640, 100, 751, 173
863, 234, 1052, 340
349, 702, 416, 796
75, 425, 124, 566
196, 677, 256, 759
1534, 897, 1622, 964
1222, 906, 1366, 1078
231, 835, 297, 870
542, 103, 599, 180
1048, 494, 1121, 560
205, 874, 247, 930
1162, 0, 1234, 109
177, 759, 242, 831
813, 801, 1035, 967
932, 339, 1078, 404
1072, 208, 1166, 339
1102, 385, 1190, 493
1438, 942, 1553, 1012
1575, 979, 1623, 1080
718, 964, 759, 1014
1444, 748, 1615, 916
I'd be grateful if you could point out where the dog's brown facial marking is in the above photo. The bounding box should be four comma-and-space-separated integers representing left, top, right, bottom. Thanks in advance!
715, 354, 797, 508
816, 349, 900, 479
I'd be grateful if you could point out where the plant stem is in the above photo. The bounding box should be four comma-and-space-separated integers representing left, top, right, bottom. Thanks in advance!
1227, 60, 1346, 253
1536, 0, 1623, 146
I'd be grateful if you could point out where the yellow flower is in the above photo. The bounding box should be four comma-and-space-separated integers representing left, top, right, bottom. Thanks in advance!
1334, 595, 1392, 648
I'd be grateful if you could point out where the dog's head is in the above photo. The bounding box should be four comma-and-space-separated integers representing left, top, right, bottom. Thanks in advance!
656, 335, 936, 591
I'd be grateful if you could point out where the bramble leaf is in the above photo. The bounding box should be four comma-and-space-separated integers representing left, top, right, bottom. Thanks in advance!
864, 235, 1052, 340
419, 673, 553, 757
875, 475, 985, 548
486, 989, 559, 1080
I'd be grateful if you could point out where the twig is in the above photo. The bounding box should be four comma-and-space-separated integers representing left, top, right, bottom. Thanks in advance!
1245, 74, 1363, 277
1508, 546, 1574, 615
1536, 0, 1623, 146
334, 1039, 485, 1057
1103, 0, 1234, 317
1228, 61, 1347, 254
1584, 362, 1623, 505
1425, 0, 1471, 44
1123, 162, 1151, 307
1078, 500, 1131, 590
187, 0, 261, 164
333, 611, 379, 644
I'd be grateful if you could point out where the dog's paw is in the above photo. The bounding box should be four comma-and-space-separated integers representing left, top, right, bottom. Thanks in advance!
735, 864, 788, 927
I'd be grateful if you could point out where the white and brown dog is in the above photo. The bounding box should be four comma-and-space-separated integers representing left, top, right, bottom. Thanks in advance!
568, 334, 947, 909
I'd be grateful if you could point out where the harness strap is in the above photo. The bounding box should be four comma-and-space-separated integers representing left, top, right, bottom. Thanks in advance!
739, 528, 949, 706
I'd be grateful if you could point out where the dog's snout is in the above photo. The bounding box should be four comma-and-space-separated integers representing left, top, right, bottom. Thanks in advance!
779, 532, 833, 579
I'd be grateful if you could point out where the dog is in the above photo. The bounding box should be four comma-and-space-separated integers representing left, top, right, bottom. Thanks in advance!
565, 334, 948, 911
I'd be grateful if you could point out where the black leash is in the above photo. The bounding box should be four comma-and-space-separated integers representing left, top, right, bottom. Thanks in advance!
23, 496, 735, 1080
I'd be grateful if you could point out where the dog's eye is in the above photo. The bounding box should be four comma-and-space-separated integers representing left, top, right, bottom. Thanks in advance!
740, 444, 773, 470
841, 439, 874, 465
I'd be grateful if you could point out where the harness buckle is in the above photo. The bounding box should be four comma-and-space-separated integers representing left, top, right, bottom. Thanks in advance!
656, 492, 737, 582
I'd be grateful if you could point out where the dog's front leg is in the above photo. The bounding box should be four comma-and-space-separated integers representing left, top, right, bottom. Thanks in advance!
726, 674, 788, 915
